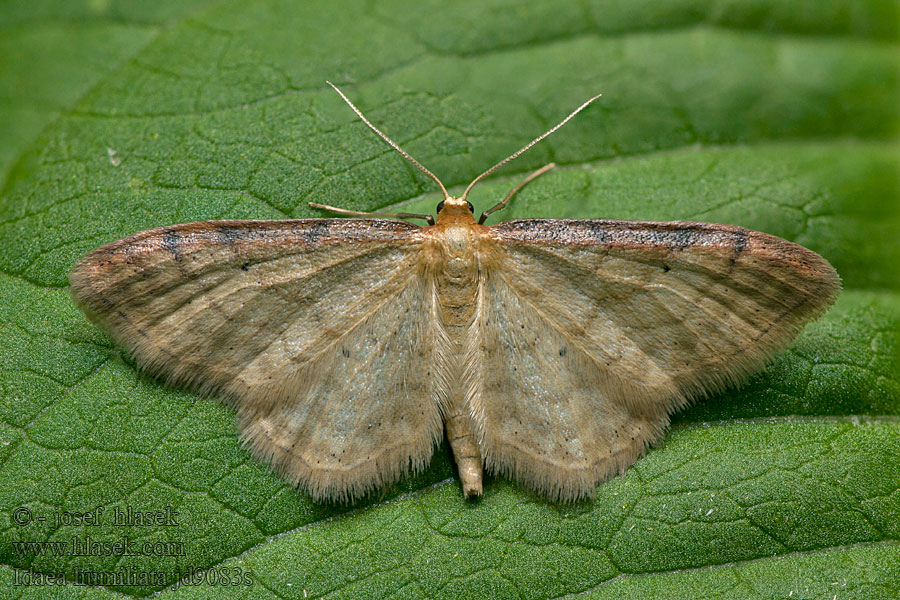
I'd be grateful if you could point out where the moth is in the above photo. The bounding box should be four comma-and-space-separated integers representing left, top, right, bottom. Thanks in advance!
70, 83, 840, 503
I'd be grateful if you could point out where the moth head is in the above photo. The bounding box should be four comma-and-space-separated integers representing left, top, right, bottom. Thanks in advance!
324, 82, 601, 226
436, 198, 475, 217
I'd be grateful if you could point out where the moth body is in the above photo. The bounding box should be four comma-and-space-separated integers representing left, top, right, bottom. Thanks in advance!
423, 199, 493, 497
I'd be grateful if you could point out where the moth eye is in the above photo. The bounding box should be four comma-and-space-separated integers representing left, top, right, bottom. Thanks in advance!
436, 201, 445, 213
466, 201, 474, 213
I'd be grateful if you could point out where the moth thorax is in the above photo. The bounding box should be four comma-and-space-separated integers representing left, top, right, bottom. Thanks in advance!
434, 226, 480, 327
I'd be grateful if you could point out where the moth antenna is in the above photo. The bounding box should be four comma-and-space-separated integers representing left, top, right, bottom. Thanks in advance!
327, 81, 451, 201
460, 93, 602, 202
479, 162, 556, 224
309, 202, 435, 226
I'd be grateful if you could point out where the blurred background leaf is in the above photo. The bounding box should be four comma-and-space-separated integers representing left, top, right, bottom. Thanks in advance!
0, 0, 898, 598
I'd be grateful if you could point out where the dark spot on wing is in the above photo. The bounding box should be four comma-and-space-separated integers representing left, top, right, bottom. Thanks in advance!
570, 221, 612, 243
162, 230, 183, 262
216, 225, 244, 246
731, 229, 748, 265
240, 262, 250, 271
216, 223, 276, 246
300, 220, 334, 244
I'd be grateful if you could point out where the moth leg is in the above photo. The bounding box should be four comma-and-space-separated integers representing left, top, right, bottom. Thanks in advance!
478, 163, 556, 224
309, 202, 435, 226
445, 402, 483, 498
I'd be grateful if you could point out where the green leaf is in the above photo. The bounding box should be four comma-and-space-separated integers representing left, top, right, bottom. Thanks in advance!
1, 1, 898, 598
